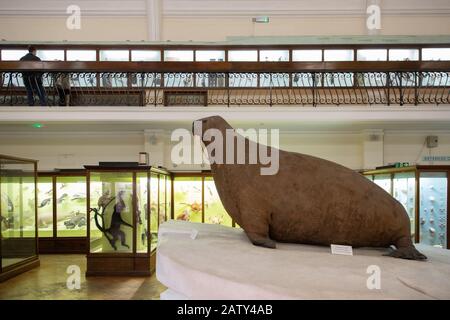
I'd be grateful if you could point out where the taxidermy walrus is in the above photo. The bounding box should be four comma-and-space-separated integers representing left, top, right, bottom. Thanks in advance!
193, 116, 426, 260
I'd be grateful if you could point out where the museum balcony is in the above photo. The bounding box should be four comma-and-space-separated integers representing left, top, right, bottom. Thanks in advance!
0, 41, 450, 108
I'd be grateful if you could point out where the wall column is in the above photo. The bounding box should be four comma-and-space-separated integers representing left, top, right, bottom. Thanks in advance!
362, 129, 384, 170
146, 0, 162, 41
144, 129, 166, 167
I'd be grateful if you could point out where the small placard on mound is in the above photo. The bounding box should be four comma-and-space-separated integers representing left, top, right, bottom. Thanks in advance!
331, 244, 353, 256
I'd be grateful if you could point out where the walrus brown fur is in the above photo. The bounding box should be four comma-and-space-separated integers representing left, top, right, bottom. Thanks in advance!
193, 116, 426, 260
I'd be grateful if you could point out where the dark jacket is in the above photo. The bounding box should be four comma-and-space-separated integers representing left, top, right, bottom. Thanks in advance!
20, 52, 42, 78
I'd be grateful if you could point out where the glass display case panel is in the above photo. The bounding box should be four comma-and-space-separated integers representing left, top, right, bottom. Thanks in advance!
159, 175, 167, 224
131, 50, 161, 62
389, 49, 419, 61
56, 176, 86, 237
195, 73, 226, 87
1, 161, 36, 269
393, 172, 416, 237
173, 177, 202, 223
166, 175, 172, 221
204, 177, 232, 227
259, 50, 289, 62
259, 73, 289, 87
37, 176, 53, 237
373, 174, 392, 194
229, 73, 258, 87
136, 172, 149, 253
357, 49, 387, 61
292, 73, 322, 87
70, 73, 97, 87
99, 50, 129, 62
228, 50, 258, 62
66, 50, 97, 61
195, 50, 225, 62
164, 50, 194, 62
100, 73, 128, 87
36, 50, 64, 61
89, 172, 133, 253
131, 73, 161, 87
2, 73, 24, 87
164, 73, 194, 87
365, 175, 373, 181
324, 49, 354, 61
419, 172, 447, 248
1, 50, 28, 61
292, 50, 322, 62
150, 173, 159, 250
422, 48, 450, 61
323, 73, 354, 87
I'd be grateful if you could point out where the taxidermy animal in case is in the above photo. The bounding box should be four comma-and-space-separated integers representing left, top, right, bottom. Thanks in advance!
193, 116, 426, 260
91, 190, 133, 251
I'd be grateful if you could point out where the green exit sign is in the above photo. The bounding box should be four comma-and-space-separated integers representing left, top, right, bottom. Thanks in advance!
252, 16, 270, 23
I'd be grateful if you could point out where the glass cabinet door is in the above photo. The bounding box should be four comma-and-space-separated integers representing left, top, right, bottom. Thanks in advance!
393, 172, 416, 237
419, 172, 447, 248
173, 177, 202, 223
150, 173, 159, 252
1, 162, 36, 269
56, 176, 87, 237
136, 172, 149, 253
373, 174, 392, 194
37, 176, 53, 237
204, 177, 232, 227
89, 172, 133, 253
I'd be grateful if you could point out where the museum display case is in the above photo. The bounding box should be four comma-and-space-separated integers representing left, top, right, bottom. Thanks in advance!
173, 172, 235, 227
0, 155, 39, 282
363, 165, 449, 249
37, 170, 87, 253
85, 165, 170, 276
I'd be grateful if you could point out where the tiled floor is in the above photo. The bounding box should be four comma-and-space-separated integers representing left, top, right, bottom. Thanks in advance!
0, 255, 166, 300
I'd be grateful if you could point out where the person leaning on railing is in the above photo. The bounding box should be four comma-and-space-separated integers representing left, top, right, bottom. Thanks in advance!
20, 45, 48, 106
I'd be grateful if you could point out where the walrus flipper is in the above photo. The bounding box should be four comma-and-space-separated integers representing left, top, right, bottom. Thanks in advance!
385, 246, 427, 261
246, 231, 277, 249
385, 237, 427, 261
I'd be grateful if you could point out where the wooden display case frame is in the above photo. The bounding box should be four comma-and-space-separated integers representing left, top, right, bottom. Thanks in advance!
85, 165, 171, 276
0, 154, 40, 283
363, 165, 450, 249
37, 170, 88, 254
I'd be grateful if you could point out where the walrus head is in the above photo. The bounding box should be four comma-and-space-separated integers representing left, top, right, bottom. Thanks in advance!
192, 116, 232, 145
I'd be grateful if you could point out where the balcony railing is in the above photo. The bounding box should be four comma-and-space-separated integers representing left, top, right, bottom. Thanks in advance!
0, 61, 449, 106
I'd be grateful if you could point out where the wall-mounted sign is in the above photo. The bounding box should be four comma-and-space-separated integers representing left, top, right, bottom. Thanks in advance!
423, 156, 450, 162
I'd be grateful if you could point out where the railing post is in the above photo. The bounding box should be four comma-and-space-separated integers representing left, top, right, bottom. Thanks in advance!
414, 71, 418, 106
386, 72, 390, 106
227, 72, 230, 108
312, 72, 316, 107
399, 71, 404, 106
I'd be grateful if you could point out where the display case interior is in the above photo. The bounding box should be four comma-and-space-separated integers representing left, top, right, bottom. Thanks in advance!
37, 171, 87, 253
363, 166, 449, 249
85, 165, 170, 276
0, 155, 39, 282
173, 173, 235, 227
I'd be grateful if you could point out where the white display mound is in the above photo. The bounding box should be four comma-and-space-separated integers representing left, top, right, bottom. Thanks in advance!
156, 220, 450, 299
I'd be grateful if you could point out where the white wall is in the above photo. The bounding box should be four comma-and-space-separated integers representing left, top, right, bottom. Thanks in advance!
0, 133, 144, 170
1, 130, 450, 172
1, 0, 450, 41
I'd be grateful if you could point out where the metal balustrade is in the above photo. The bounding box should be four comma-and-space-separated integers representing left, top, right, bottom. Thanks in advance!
0, 61, 449, 106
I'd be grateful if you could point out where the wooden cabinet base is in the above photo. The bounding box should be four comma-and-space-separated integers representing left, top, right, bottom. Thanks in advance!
0, 257, 40, 283
39, 237, 87, 254
86, 252, 155, 277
